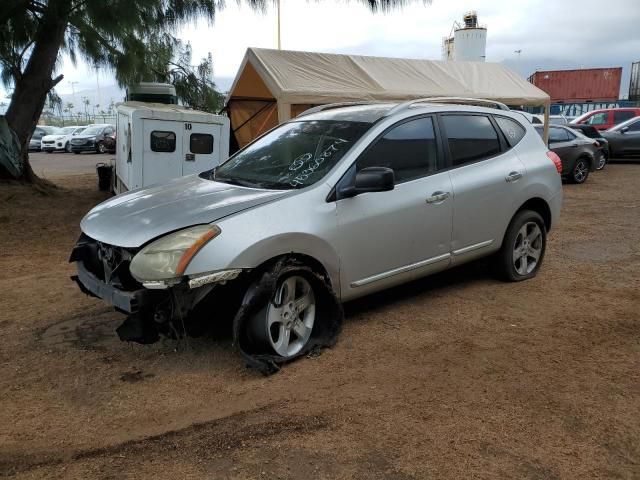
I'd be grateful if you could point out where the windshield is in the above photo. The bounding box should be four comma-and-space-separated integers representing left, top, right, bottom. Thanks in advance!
210, 120, 371, 190
62, 127, 78, 134
42, 126, 62, 135
82, 126, 104, 135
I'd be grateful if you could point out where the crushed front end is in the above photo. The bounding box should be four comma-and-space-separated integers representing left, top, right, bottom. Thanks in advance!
70, 234, 245, 344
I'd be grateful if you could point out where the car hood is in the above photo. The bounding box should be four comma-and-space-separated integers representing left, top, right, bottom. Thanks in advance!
81, 174, 288, 248
42, 134, 65, 141
72, 134, 96, 141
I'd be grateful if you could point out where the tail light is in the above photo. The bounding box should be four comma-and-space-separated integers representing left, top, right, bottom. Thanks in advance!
546, 151, 562, 174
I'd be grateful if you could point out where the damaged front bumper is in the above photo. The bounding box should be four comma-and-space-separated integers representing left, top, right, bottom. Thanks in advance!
70, 234, 248, 343
72, 260, 153, 314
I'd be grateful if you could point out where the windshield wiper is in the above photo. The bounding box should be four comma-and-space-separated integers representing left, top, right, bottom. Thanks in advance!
215, 176, 262, 189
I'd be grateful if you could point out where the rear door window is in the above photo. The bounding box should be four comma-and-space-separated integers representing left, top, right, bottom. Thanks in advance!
356, 116, 438, 183
441, 115, 501, 166
549, 127, 570, 143
613, 111, 636, 124
495, 116, 526, 147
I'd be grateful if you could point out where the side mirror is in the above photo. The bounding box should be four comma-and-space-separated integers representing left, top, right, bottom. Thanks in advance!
339, 167, 395, 198
620, 126, 629, 134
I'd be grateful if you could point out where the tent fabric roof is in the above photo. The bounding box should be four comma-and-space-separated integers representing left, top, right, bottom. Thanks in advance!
228, 48, 550, 107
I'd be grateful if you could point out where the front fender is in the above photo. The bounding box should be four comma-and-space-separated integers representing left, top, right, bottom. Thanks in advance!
230, 233, 341, 293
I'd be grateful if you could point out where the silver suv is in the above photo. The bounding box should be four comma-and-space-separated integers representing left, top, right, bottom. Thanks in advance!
71, 100, 563, 372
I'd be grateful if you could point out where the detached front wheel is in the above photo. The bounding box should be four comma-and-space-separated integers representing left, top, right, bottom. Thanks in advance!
496, 210, 546, 282
248, 274, 316, 359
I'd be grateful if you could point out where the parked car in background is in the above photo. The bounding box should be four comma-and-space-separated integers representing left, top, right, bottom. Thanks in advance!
41, 126, 86, 153
534, 114, 569, 125
104, 131, 116, 154
29, 126, 61, 151
72, 100, 563, 364
567, 124, 609, 170
570, 108, 640, 131
602, 116, 640, 159
511, 111, 542, 125
535, 125, 597, 184
70, 124, 116, 154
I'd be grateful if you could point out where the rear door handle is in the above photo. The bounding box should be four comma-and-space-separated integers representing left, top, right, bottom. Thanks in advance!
426, 191, 450, 204
505, 171, 523, 183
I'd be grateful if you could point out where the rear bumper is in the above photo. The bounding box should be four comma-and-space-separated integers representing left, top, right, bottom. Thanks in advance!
72, 261, 152, 314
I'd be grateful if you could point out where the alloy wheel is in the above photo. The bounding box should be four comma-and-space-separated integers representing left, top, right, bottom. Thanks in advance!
262, 275, 316, 358
573, 160, 589, 183
512, 222, 543, 276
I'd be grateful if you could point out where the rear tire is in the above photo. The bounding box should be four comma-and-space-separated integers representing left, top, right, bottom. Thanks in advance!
65, 142, 72, 153
496, 210, 546, 282
569, 157, 590, 184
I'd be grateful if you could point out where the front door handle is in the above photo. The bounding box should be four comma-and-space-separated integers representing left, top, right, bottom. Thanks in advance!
505, 171, 523, 183
426, 191, 450, 204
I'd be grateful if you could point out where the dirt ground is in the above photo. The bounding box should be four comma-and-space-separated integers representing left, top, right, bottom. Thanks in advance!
0, 163, 639, 479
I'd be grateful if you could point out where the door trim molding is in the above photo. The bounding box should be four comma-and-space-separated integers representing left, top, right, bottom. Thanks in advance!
452, 239, 494, 256
350, 253, 451, 288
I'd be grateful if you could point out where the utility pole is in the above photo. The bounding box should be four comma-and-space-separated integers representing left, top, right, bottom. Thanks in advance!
95, 66, 101, 108
68, 81, 79, 106
277, 0, 282, 50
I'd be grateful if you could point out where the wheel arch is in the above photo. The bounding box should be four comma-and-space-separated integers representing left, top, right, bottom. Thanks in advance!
515, 197, 552, 232
220, 232, 341, 295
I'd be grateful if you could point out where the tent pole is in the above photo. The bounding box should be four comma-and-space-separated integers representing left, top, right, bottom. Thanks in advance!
277, 0, 281, 50
543, 101, 550, 145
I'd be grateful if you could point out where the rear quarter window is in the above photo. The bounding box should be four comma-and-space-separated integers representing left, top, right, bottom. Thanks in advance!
495, 116, 526, 147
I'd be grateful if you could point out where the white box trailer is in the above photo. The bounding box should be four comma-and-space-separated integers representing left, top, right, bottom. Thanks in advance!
114, 102, 230, 193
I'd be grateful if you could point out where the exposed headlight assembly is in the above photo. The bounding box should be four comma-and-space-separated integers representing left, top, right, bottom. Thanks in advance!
130, 225, 220, 284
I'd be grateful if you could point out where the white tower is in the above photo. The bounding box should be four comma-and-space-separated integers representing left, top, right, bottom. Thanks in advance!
442, 11, 487, 62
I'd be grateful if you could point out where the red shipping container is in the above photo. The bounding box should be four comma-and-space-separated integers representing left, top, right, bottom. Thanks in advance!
528, 68, 622, 103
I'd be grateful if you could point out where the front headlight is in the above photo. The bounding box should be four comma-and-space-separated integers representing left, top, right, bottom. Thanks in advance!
130, 225, 220, 282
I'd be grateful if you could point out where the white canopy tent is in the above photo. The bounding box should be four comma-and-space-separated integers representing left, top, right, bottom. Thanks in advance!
225, 48, 550, 148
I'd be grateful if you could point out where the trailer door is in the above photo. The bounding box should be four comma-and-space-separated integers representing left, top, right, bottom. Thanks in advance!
143, 120, 182, 186
182, 122, 222, 176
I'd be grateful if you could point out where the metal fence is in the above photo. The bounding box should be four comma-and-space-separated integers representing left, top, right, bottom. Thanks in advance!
39, 114, 117, 127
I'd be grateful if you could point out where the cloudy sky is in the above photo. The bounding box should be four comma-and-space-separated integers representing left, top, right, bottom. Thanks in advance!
13, 0, 640, 101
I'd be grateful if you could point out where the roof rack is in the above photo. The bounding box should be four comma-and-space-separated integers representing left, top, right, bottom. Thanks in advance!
296, 101, 383, 118
386, 97, 510, 116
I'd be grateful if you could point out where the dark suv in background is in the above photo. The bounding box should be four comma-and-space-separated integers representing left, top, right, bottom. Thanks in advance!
70, 124, 115, 154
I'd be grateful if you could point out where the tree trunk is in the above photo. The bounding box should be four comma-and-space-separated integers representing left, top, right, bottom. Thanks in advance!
4, 0, 70, 183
